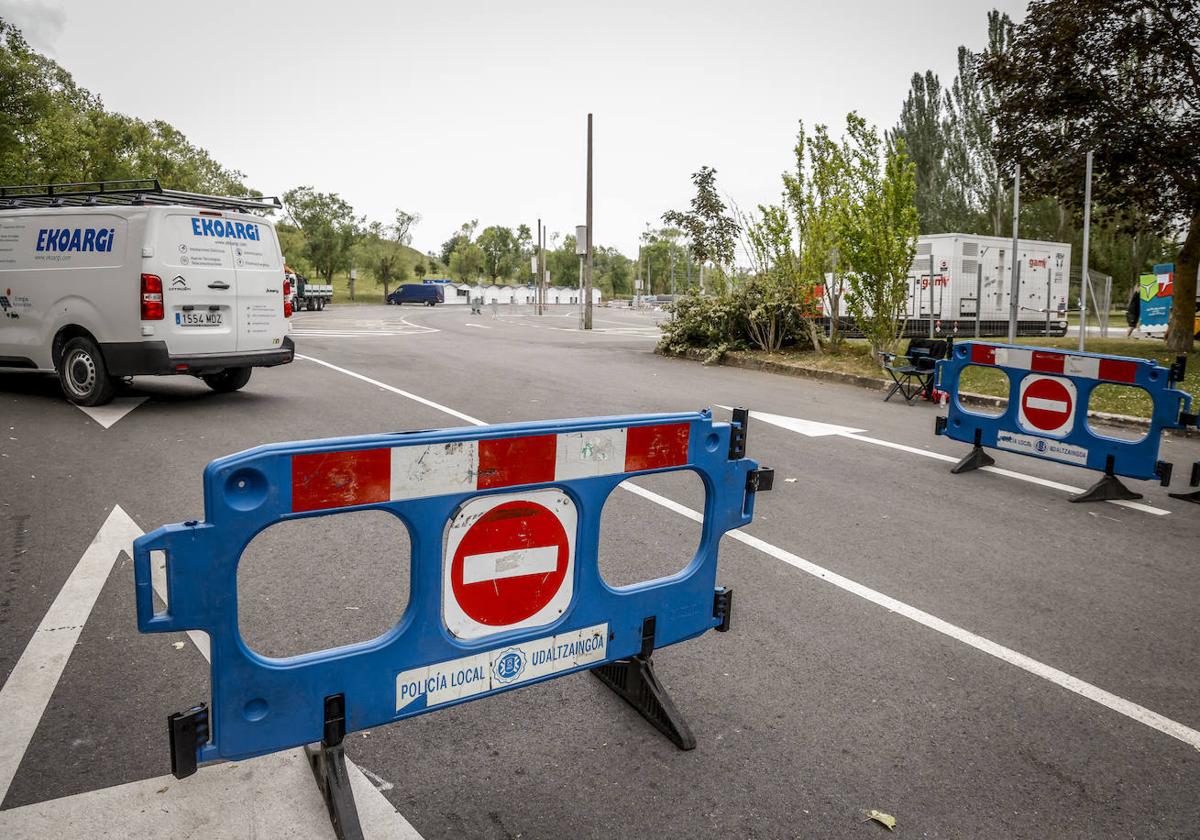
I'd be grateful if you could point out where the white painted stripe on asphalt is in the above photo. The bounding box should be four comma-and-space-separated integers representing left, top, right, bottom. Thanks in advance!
844, 433, 1167, 515
464, 323, 491, 329
621, 481, 1200, 752
462, 546, 559, 584
301, 354, 1198, 750
298, 354, 484, 426
0, 506, 142, 802
75, 397, 147, 430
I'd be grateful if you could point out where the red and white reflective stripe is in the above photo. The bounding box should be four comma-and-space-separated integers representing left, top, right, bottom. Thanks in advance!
970, 346, 1137, 384
291, 422, 691, 512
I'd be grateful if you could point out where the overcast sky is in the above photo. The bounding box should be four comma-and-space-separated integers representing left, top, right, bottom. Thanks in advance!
3, 0, 1028, 259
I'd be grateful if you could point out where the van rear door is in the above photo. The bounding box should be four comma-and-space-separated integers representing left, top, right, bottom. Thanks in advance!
227, 216, 286, 352
157, 212, 238, 355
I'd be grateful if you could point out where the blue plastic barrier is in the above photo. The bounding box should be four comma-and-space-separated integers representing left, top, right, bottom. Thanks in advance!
934, 342, 1192, 501
134, 409, 770, 790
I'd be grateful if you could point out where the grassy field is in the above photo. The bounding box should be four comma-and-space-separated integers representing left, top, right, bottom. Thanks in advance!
744, 336, 1198, 418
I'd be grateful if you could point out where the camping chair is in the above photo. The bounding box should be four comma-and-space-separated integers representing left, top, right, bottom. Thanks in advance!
880, 338, 950, 404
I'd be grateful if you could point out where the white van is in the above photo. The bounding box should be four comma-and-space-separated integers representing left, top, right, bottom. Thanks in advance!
0, 180, 293, 405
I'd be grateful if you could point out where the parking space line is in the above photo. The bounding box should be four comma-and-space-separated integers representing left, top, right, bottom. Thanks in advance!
300, 353, 1200, 751
0, 506, 142, 802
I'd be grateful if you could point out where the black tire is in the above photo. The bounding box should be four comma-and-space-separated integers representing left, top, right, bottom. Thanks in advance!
202, 367, 252, 393
58, 336, 118, 406
306, 299, 316, 311
317, 297, 325, 311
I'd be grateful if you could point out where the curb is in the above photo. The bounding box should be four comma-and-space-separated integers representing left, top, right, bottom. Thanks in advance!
659, 346, 1175, 433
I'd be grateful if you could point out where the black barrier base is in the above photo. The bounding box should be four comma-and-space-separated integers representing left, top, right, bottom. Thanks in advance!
950, 429, 994, 474
1167, 490, 1200, 504
306, 694, 365, 840
1070, 473, 1143, 503
592, 616, 696, 750
951, 445, 995, 474
592, 654, 697, 750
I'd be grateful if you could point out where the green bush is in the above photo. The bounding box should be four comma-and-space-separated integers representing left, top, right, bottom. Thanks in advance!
658, 287, 814, 361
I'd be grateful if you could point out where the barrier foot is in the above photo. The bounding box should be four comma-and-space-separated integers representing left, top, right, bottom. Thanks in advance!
592, 618, 695, 750
950, 430, 994, 474
1070, 473, 1143, 504
1167, 490, 1200, 504
951, 445, 994, 474
592, 653, 697, 750
306, 694, 365, 840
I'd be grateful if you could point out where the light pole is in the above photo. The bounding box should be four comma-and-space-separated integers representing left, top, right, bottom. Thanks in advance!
583, 113, 594, 330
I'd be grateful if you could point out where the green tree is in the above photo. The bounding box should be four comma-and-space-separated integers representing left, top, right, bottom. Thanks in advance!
981, 0, 1198, 351
414, 262, 427, 281
356, 219, 408, 298
477, 225, 519, 283
663, 166, 739, 293
282, 186, 360, 286
449, 242, 485, 282
838, 115, 920, 358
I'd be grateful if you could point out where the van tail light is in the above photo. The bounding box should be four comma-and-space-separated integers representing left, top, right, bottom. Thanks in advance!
283, 277, 292, 318
141, 273, 164, 320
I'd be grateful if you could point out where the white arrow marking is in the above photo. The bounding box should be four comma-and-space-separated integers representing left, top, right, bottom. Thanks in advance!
0, 506, 142, 801
734, 407, 1165, 516
75, 397, 147, 430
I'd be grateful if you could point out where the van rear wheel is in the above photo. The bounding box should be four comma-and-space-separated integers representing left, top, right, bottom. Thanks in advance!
202, 367, 252, 393
58, 336, 117, 406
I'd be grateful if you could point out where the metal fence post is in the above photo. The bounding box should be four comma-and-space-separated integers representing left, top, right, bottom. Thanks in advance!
975, 262, 983, 338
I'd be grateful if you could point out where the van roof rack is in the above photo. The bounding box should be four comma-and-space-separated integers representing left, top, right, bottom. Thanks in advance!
0, 179, 281, 212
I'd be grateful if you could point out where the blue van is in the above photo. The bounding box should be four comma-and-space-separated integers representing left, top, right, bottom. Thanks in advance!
387, 284, 444, 306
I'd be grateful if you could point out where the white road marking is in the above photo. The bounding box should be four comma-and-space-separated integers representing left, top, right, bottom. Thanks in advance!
75, 397, 147, 430
734, 407, 1167, 516
464, 323, 491, 329
0, 506, 142, 802
0, 504, 420, 837
302, 356, 1200, 750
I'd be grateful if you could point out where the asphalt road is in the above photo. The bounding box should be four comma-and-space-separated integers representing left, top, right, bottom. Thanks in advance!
2, 302, 1198, 839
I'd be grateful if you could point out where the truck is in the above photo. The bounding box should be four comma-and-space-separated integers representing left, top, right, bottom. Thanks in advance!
286, 266, 332, 311
0, 178, 293, 405
386, 284, 443, 306
820, 233, 1073, 337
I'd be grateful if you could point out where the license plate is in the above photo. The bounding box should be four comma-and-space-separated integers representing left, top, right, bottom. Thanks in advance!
178, 311, 223, 327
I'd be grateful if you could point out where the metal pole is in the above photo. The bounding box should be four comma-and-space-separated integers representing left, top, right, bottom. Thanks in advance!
929, 253, 936, 338
1078, 150, 1093, 351
1008, 164, 1021, 342
578, 255, 584, 327
583, 113, 594, 330
536, 217, 543, 316
1102, 275, 1112, 338
975, 262, 982, 338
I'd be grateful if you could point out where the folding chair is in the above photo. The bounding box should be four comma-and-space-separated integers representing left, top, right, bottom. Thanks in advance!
880, 338, 949, 404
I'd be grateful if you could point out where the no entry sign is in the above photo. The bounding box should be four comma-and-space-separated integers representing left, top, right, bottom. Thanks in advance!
443, 489, 577, 640
1018, 374, 1076, 437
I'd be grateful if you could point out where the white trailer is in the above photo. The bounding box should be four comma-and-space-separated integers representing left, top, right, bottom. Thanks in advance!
822, 233, 1072, 337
